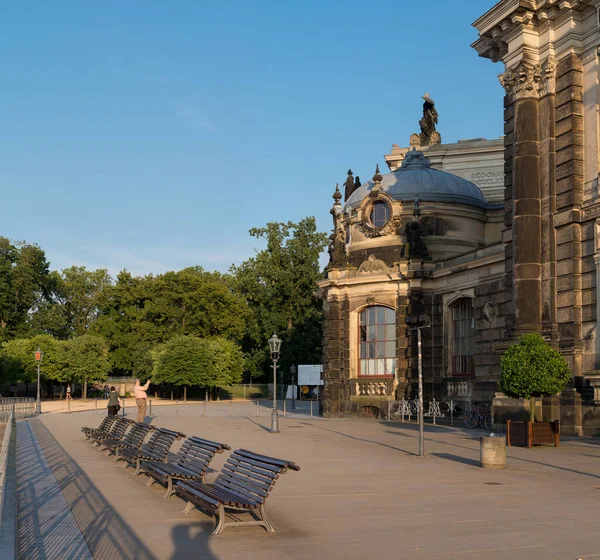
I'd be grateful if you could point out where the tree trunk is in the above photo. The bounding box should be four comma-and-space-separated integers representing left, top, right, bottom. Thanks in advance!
183, 385, 187, 402
530, 396, 536, 422
83, 377, 88, 401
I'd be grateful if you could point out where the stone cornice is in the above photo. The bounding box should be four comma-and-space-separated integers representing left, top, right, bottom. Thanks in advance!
472, 0, 593, 62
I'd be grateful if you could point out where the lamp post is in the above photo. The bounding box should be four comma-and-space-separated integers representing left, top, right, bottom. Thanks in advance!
34, 346, 43, 415
290, 364, 296, 410
268, 332, 282, 433
406, 314, 431, 457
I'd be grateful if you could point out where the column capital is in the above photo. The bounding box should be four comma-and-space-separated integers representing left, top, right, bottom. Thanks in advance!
499, 58, 555, 102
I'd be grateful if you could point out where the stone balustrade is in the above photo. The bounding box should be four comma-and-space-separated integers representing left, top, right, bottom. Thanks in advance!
446, 380, 473, 398
353, 379, 393, 397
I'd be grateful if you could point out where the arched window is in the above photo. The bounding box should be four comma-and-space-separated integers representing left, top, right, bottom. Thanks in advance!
452, 298, 474, 376
359, 306, 396, 376
370, 201, 390, 228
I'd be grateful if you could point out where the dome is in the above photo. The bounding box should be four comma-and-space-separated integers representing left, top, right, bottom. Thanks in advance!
346, 150, 489, 210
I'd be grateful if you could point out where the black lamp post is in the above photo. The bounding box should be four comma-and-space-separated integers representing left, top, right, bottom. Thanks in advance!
34, 346, 43, 415
268, 332, 282, 433
406, 314, 431, 457
290, 364, 296, 409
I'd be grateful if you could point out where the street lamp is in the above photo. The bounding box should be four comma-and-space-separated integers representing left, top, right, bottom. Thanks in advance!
34, 346, 44, 415
268, 332, 282, 433
290, 364, 297, 410
406, 314, 431, 457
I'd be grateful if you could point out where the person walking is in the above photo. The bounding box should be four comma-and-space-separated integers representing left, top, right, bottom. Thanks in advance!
66, 385, 72, 400
107, 386, 120, 416
134, 378, 150, 423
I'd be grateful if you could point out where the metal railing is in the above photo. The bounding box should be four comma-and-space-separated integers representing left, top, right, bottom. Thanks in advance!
0, 412, 16, 559
0, 399, 35, 421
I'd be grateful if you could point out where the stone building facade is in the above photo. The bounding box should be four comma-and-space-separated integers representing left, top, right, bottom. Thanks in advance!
319, 0, 600, 419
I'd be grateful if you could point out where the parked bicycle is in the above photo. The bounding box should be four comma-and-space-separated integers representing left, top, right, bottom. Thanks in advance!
462, 401, 492, 430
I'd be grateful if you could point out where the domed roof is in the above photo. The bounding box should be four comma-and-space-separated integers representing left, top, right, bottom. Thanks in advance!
346, 150, 488, 210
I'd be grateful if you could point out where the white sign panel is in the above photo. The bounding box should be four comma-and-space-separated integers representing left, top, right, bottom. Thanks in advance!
298, 365, 323, 386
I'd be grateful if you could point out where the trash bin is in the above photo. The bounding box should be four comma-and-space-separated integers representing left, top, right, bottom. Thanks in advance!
480, 434, 506, 469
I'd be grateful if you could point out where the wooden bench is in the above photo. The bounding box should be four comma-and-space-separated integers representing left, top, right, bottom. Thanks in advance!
82, 415, 117, 440
92, 417, 132, 445
101, 422, 155, 458
116, 428, 187, 475
142, 436, 231, 499
175, 449, 300, 535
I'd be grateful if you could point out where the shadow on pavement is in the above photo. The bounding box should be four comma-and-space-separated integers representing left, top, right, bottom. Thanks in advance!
169, 523, 217, 560
28, 419, 159, 560
430, 452, 480, 467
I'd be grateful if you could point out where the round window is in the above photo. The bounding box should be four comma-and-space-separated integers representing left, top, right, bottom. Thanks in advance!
371, 201, 390, 228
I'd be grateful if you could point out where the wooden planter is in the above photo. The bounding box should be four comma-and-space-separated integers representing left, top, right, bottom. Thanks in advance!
506, 420, 560, 448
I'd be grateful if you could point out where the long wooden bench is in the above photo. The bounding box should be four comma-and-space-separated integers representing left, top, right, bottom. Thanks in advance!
142, 436, 230, 499
116, 428, 187, 475
175, 449, 300, 534
91, 417, 132, 445
101, 422, 155, 458
82, 415, 117, 440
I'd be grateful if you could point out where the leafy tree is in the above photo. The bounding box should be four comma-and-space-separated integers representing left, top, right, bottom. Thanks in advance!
231, 217, 328, 379
150, 335, 244, 399
62, 334, 110, 400
500, 333, 571, 421
1, 334, 66, 386
0, 238, 52, 341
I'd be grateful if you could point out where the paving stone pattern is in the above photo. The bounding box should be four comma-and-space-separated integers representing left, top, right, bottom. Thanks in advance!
15, 405, 600, 559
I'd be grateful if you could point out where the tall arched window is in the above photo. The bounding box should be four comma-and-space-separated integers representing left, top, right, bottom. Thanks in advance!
452, 298, 474, 376
359, 306, 396, 376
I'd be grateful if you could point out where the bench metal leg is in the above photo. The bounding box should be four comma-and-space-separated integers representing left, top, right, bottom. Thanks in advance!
113, 451, 121, 462
145, 476, 156, 487
134, 460, 142, 476
182, 501, 195, 514
212, 504, 226, 535
162, 477, 175, 499
259, 504, 277, 533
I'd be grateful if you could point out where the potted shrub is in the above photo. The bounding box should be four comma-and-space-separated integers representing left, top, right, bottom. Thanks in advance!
500, 333, 571, 447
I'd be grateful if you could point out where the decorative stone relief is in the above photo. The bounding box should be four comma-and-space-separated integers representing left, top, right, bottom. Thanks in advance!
499, 57, 555, 101
358, 255, 388, 274
356, 218, 395, 238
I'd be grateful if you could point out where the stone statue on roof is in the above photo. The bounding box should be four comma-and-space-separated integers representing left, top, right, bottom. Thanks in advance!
418, 93, 441, 146
344, 169, 355, 201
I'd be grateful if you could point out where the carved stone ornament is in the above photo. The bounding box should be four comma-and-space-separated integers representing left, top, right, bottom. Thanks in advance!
358, 254, 388, 274
357, 218, 394, 238
499, 58, 555, 101
482, 300, 497, 324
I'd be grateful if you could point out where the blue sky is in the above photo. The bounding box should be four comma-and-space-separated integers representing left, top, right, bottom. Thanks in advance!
1, 0, 503, 277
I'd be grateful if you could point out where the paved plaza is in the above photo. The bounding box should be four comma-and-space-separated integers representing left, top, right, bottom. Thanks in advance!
14, 402, 600, 559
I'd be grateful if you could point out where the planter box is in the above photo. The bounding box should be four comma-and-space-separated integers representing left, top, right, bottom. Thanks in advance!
506, 420, 560, 448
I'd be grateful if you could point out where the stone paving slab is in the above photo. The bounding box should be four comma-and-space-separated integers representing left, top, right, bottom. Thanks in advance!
20, 408, 600, 559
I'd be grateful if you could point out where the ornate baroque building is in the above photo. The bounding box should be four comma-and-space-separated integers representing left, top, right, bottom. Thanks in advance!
319, 0, 600, 419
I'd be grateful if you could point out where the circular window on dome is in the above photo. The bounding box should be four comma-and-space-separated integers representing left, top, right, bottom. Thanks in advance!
371, 201, 390, 228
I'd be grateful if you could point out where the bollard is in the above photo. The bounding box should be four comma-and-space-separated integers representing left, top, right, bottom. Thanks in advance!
243, 385, 246, 400
256, 399, 259, 417
283, 399, 287, 418
122, 399, 125, 417
229, 400, 232, 417
203, 401, 206, 417
95, 398, 98, 415
310, 400, 313, 417
480, 435, 506, 469
149, 399, 152, 417
433, 398, 436, 426
68, 399, 71, 415
176, 400, 179, 415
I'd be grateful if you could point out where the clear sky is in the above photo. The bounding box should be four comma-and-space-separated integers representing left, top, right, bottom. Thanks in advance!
1, 0, 503, 277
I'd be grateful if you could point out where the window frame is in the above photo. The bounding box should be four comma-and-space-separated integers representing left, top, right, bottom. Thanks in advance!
451, 298, 475, 377
357, 305, 396, 378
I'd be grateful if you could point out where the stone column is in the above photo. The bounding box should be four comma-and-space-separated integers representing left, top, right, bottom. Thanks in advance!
500, 60, 555, 335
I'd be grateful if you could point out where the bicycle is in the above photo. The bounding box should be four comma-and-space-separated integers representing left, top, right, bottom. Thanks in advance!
462, 401, 492, 430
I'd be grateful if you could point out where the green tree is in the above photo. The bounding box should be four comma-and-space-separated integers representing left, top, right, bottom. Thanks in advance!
231, 217, 328, 378
62, 334, 110, 400
500, 333, 572, 421
151, 335, 244, 400
0, 238, 52, 341
1, 334, 66, 389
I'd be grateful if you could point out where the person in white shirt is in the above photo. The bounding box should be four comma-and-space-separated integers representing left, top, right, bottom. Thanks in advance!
134, 378, 150, 423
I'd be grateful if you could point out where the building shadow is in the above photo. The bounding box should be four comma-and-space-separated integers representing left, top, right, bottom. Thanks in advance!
169, 522, 217, 560
24, 419, 158, 560
430, 452, 480, 467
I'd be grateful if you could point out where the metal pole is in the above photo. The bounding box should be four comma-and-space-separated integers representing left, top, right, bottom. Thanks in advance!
310, 400, 313, 417
418, 327, 424, 457
256, 399, 259, 417
283, 399, 287, 417
271, 358, 279, 433
95, 398, 97, 415
68, 398, 71, 415
122, 399, 125, 417
229, 400, 232, 417
176, 400, 179, 415
35, 362, 41, 415
203, 401, 206, 417
149, 399, 152, 416
292, 371, 296, 409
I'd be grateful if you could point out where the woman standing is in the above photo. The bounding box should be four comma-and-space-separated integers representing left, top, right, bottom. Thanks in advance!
107, 386, 120, 416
